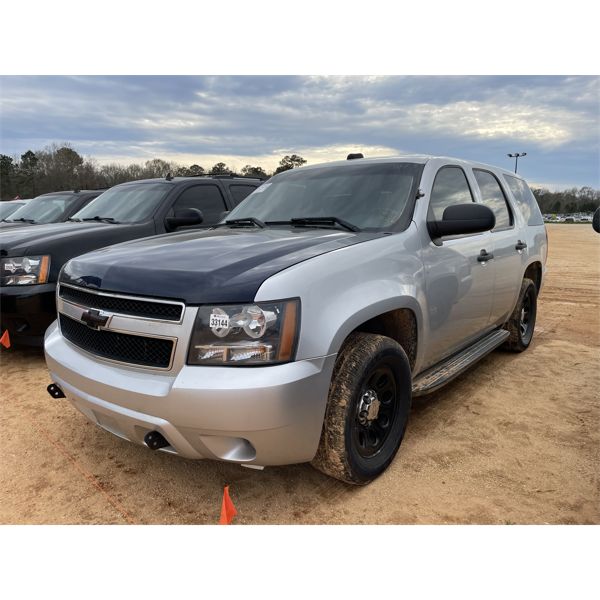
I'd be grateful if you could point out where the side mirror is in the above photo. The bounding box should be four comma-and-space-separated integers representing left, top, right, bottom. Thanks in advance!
428, 203, 495, 239
165, 207, 204, 230
593, 207, 600, 234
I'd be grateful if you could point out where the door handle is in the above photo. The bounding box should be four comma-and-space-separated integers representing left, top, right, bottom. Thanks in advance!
477, 249, 494, 263
515, 240, 527, 251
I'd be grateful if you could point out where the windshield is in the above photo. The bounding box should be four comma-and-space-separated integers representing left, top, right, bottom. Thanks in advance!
226, 162, 423, 230
6, 194, 72, 223
73, 182, 171, 223
0, 202, 26, 220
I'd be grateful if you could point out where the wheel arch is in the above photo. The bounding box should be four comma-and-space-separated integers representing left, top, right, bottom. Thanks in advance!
523, 260, 543, 293
329, 298, 422, 371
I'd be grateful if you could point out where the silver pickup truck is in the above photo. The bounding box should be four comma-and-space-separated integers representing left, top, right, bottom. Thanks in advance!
45, 155, 548, 484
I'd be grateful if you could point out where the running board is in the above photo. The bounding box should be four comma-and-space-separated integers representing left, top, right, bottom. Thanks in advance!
412, 329, 510, 396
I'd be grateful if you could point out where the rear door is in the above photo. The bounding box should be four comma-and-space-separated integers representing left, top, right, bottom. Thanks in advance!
472, 168, 524, 324
421, 165, 495, 365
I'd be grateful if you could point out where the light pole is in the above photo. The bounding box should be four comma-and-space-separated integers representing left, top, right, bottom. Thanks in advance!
508, 152, 527, 173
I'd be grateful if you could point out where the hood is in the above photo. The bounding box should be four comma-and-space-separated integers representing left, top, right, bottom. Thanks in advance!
61, 227, 381, 304
0, 221, 155, 282
0, 221, 125, 253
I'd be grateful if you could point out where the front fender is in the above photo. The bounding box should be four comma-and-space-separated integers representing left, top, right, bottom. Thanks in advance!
255, 226, 425, 364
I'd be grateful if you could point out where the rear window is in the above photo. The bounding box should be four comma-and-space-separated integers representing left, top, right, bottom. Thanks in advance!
504, 175, 544, 226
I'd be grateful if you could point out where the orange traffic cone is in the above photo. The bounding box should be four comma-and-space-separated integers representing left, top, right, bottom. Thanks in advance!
0, 330, 10, 349
219, 485, 238, 525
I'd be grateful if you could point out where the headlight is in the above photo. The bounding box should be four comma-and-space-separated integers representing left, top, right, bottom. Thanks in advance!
1, 255, 50, 286
187, 299, 300, 366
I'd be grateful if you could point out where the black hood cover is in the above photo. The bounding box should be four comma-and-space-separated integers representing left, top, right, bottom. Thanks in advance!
61, 227, 380, 304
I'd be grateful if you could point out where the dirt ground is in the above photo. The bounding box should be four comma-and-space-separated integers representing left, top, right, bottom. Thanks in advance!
1, 224, 598, 524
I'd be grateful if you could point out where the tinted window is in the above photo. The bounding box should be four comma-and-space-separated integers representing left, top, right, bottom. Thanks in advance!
74, 183, 170, 223
227, 162, 423, 230
171, 185, 226, 223
6, 194, 73, 224
229, 184, 258, 206
474, 169, 512, 229
429, 167, 474, 221
503, 175, 544, 226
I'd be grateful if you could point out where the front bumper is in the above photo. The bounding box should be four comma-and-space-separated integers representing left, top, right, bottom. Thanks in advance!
44, 322, 336, 466
0, 283, 57, 346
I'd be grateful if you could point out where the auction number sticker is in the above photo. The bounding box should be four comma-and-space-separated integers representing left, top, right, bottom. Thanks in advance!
210, 312, 230, 329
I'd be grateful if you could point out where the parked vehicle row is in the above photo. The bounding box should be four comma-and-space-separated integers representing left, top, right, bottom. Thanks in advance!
0, 198, 31, 220
37, 155, 548, 484
0, 175, 262, 345
1, 190, 105, 229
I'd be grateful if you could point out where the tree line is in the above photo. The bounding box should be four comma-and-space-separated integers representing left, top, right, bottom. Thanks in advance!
1, 143, 598, 214
0, 143, 307, 200
531, 186, 600, 214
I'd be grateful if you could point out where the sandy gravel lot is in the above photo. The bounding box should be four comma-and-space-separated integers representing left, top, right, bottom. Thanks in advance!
1, 224, 598, 524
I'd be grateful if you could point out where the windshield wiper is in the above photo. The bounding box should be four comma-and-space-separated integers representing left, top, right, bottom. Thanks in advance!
223, 217, 266, 229
67, 217, 82, 222
7, 217, 36, 224
265, 217, 361, 232
81, 216, 120, 223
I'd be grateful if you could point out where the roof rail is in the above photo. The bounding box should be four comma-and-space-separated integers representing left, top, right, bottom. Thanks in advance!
199, 173, 268, 181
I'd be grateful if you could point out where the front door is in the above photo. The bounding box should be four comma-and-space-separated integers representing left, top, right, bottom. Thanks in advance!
421, 166, 495, 367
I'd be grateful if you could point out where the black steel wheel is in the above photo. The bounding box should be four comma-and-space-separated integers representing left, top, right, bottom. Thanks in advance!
311, 332, 412, 485
352, 365, 398, 459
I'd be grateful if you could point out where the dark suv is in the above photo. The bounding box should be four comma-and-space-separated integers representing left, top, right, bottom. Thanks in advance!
1, 190, 105, 229
0, 175, 263, 345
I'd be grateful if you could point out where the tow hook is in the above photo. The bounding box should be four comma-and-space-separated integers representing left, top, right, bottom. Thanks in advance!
47, 383, 66, 399
144, 431, 170, 450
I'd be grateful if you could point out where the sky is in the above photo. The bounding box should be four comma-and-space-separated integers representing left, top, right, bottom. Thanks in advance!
0, 75, 598, 190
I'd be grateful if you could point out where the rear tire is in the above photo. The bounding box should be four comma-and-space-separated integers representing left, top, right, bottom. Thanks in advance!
503, 278, 537, 352
311, 332, 412, 485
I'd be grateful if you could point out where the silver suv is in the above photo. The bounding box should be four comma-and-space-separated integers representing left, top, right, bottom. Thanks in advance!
44, 155, 548, 484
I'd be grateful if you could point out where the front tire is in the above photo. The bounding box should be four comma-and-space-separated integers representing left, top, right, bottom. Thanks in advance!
503, 277, 537, 352
311, 332, 412, 485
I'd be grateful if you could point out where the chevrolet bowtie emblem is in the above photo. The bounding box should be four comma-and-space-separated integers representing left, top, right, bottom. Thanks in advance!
80, 309, 110, 330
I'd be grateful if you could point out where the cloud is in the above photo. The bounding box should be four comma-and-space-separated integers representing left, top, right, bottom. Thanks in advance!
0, 75, 598, 187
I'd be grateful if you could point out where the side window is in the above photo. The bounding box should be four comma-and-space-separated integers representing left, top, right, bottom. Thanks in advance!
504, 175, 544, 226
429, 166, 474, 222
171, 185, 227, 223
229, 184, 258, 206
473, 169, 512, 230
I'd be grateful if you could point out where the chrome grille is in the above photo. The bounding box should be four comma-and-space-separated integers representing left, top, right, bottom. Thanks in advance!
59, 314, 174, 369
58, 284, 183, 322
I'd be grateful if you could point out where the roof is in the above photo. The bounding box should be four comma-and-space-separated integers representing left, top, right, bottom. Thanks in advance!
38, 189, 106, 196
297, 154, 522, 179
